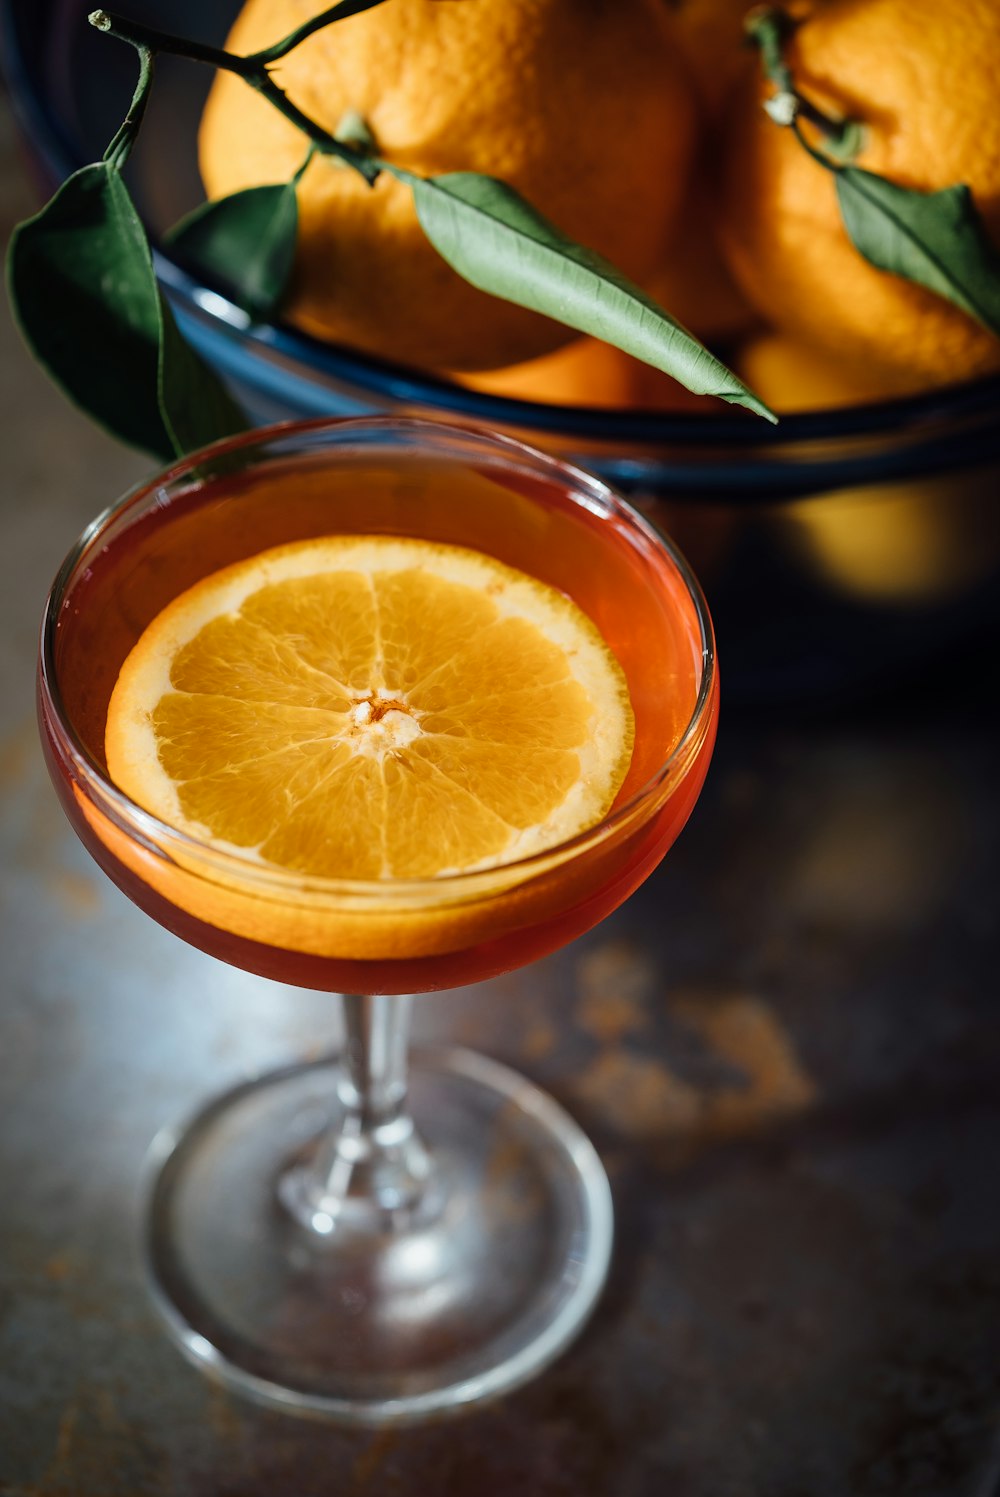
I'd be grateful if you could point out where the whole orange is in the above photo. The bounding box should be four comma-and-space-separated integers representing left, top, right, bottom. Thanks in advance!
719, 0, 1000, 390
199, 0, 698, 372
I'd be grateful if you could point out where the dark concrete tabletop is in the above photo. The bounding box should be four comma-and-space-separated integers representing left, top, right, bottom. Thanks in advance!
2, 94, 999, 1497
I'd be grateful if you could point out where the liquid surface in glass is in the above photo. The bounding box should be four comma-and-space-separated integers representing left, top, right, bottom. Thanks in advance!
45, 447, 716, 992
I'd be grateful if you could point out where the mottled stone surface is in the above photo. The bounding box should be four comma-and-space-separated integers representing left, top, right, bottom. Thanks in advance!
2, 88, 1000, 1497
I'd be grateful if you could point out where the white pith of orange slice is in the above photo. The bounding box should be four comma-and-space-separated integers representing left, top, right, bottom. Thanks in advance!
104, 536, 635, 889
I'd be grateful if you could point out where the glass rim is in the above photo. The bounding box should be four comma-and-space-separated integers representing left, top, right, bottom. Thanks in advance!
39, 414, 718, 905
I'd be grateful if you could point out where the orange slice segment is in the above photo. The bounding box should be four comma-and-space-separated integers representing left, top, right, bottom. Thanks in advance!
105, 536, 635, 882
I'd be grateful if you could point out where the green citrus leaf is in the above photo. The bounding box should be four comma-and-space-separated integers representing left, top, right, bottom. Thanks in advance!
395, 168, 776, 422
155, 290, 248, 456
6, 161, 246, 458
835, 169, 1000, 336
166, 182, 299, 318
8, 162, 169, 455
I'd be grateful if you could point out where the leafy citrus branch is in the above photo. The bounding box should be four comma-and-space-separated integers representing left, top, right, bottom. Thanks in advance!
746, 4, 1000, 339
102, 42, 154, 171
743, 5, 863, 159
7, 4, 777, 460
89, 8, 381, 183
90, 4, 774, 419
6, 15, 247, 460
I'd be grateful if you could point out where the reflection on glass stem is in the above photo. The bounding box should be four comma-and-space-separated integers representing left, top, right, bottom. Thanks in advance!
280, 993, 433, 1236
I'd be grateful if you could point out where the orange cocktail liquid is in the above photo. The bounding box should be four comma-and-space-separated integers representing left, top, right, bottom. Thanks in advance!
43, 449, 717, 994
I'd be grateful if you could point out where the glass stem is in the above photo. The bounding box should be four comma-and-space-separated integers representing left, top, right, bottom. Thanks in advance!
283, 994, 433, 1235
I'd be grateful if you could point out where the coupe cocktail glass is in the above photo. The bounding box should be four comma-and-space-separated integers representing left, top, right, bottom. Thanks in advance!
38, 416, 718, 1422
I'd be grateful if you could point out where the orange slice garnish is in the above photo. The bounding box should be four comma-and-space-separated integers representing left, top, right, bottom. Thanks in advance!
105, 536, 634, 887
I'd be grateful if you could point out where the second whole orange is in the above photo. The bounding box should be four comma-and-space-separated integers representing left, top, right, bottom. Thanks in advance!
719, 0, 1000, 392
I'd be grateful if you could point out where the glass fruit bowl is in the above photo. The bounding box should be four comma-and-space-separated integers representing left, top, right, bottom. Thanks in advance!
4, 0, 1000, 701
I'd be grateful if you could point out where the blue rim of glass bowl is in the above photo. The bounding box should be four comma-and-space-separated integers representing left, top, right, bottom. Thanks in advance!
4, 0, 1000, 503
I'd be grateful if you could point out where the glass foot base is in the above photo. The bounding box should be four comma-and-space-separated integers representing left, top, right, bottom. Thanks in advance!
144, 1048, 612, 1423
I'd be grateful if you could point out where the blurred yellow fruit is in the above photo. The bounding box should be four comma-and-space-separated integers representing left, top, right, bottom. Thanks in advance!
453, 335, 722, 413
734, 329, 929, 411
780, 483, 999, 605
720, 0, 1000, 390
199, 0, 698, 372
453, 337, 646, 409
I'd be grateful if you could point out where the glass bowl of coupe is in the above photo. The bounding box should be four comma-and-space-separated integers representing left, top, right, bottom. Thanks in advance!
39, 414, 718, 1419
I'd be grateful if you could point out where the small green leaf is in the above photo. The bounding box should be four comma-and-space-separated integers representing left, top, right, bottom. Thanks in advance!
8, 162, 172, 456
166, 181, 299, 319
834, 168, 1000, 336
393, 168, 776, 422
6, 162, 246, 458
155, 293, 247, 455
